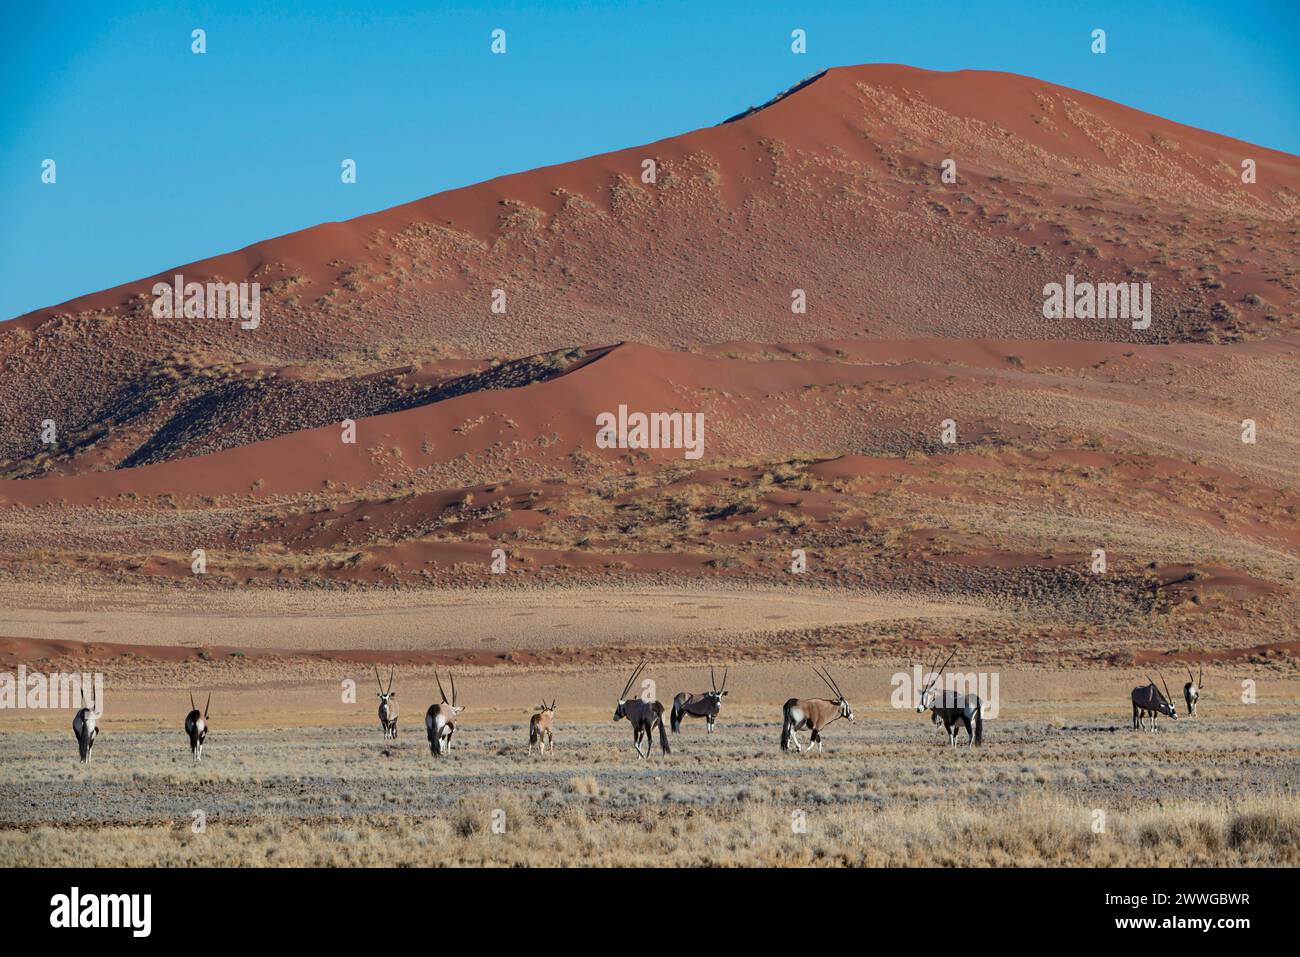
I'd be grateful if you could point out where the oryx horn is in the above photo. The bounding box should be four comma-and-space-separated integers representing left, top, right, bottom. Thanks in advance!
927, 645, 958, 691
814, 665, 843, 700
619, 660, 646, 700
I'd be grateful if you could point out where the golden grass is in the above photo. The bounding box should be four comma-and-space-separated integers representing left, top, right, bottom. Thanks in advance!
5, 791, 1295, 868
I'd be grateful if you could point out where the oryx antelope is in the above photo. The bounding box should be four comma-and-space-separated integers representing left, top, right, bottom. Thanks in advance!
670, 667, 728, 734
375, 666, 398, 739
73, 687, 99, 765
528, 698, 556, 755
425, 670, 463, 757
1184, 666, 1203, 717
184, 692, 211, 762
915, 647, 984, 747
780, 666, 853, 753
1132, 673, 1178, 731
612, 661, 671, 758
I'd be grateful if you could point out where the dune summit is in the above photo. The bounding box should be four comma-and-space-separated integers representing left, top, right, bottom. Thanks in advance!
0, 63, 1296, 669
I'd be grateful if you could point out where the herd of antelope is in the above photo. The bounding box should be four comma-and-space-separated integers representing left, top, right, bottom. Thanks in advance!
66, 656, 1212, 764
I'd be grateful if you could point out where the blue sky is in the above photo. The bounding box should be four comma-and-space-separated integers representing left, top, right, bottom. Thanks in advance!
2, 0, 1297, 320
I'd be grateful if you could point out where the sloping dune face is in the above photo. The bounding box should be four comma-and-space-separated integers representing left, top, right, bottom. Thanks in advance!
0, 64, 1297, 664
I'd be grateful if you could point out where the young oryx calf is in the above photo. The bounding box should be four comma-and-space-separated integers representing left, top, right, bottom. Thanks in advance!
671, 667, 728, 735
1184, 666, 1203, 717
1132, 673, 1178, 732
528, 699, 556, 755
915, 647, 984, 747
613, 661, 671, 758
425, 670, 463, 757
781, 666, 853, 754
184, 693, 211, 762
375, 666, 398, 739
73, 687, 99, 764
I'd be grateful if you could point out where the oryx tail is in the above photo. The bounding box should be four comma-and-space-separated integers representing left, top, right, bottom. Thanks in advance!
780, 698, 797, 751
654, 701, 671, 755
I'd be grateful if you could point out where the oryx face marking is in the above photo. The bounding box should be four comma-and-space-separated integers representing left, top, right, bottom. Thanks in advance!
375, 666, 398, 739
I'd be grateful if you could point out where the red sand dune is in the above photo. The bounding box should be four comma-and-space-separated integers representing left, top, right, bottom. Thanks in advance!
0, 65, 1296, 665
3, 64, 1298, 482
12, 64, 1299, 342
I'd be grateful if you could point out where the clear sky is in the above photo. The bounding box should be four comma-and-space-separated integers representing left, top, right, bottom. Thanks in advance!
2, 0, 1297, 321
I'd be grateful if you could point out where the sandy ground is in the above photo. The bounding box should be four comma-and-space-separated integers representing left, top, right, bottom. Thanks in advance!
0, 582, 995, 650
